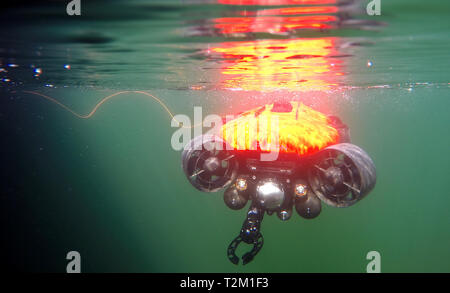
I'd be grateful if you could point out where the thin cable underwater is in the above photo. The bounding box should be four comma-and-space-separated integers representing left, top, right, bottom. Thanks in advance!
22, 90, 202, 129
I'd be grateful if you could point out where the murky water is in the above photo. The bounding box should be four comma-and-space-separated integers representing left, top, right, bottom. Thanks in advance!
1, 0, 449, 272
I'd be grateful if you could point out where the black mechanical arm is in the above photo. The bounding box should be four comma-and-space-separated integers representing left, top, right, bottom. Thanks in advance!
227, 204, 265, 265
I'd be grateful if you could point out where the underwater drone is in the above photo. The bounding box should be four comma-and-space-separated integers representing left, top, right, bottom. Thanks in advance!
181, 101, 376, 265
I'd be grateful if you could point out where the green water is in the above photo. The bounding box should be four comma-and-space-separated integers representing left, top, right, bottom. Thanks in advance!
0, 0, 449, 272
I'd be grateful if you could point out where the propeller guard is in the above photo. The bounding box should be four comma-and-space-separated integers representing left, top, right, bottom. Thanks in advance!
182, 134, 238, 192
308, 143, 376, 207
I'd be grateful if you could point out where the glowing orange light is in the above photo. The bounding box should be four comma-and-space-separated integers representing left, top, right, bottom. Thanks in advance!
207, 0, 344, 92
213, 15, 337, 34
211, 38, 340, 91
221, 101, 339, 156
238, 6, 339, 16
218, 0, 337, 5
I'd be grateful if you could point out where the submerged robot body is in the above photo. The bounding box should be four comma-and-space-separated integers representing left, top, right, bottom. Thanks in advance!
182, 101, 376, 265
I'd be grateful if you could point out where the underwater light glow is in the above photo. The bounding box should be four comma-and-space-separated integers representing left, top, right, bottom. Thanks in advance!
213, 15, 337, 34
211, 38, 341, 91
218, 0, 337, 5
221, 101, 340, 156
238, 6, 339, 16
